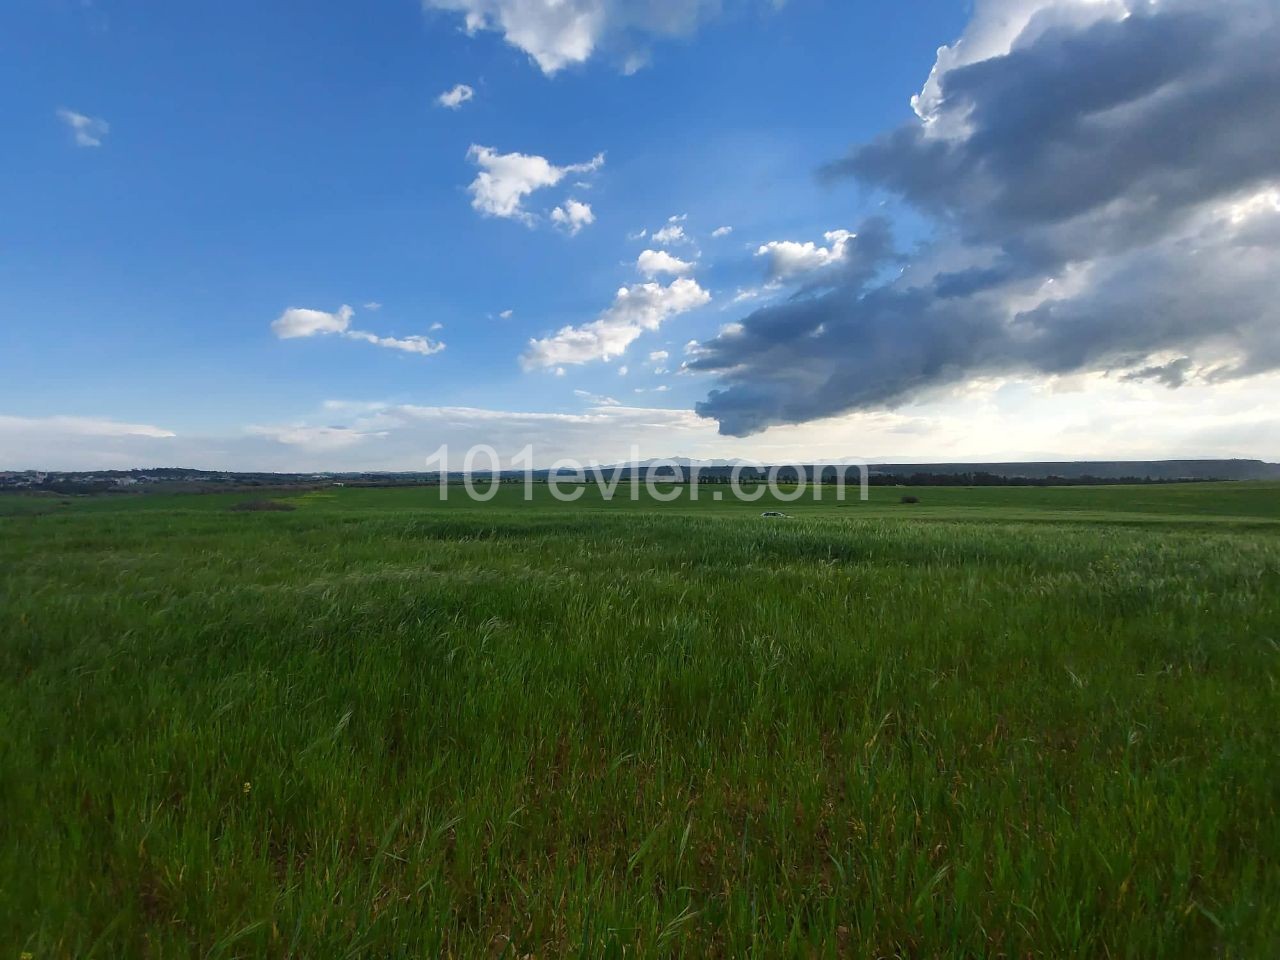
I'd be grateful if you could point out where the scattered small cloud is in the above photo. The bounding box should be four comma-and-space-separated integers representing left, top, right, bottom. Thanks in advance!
622, 52, 650, 75
652, 223, 687, 246
422, 0, 740, 76
0, 413, 174, 440
757, 230, 856, 280
499, 309, 514, 319
574, 389, 621, 406
245, 423, 377, 450
345, 331, 446, 355
1120, 357, 1197, 389
57, 108, 108, 147
436, 83, 475, 109
521, 278, 710, 369
551, 198, 596, 235
272, 304, 444, 357
711, 225, 733, 238
466, 145, 604, 224
363, 301, 383, 311
636, 249, 694, 277
272, 305, 355, 339
728, 284, 780, 306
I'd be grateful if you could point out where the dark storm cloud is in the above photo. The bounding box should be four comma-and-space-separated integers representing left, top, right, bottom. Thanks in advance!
1121, 357, 1194, 389
694, 0, 1280, 436
788, 216, 901, 295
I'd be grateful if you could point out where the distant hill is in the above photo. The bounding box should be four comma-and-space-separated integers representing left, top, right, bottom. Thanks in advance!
591, 459, 1280, 483
3, 459, 1277, 494
864, 460, 1280, 481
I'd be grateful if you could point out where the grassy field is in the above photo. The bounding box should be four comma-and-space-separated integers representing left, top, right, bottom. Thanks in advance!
2, 482, 1278, 957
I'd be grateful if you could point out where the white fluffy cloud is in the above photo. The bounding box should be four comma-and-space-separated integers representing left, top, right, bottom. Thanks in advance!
466, 145, 604, 224
344, 331, 447, 356
272, 305, 444, 356
636, 249, 694, 277
651, 223, 687, 246
551, 198, 596, 235
711, 225, 733, 238
756, 230, 855, 280
56, 108, 108, 148
521, 278, 710, 369
436, 83, 475, 109
272, 305, 355, 339
422, 0, 732, 75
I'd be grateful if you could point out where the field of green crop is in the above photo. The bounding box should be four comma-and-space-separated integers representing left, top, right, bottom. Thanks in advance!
3, 482, 1279, 957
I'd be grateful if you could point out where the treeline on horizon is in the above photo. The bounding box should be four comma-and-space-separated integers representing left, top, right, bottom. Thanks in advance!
4, 472, 1236, 497
4, 458, 1277, 496
519, 468, 1222, 488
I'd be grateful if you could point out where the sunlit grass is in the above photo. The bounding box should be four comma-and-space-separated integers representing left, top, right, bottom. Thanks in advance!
2, 484, 1278, 956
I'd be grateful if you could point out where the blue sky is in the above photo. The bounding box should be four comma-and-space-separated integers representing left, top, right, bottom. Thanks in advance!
3, 0, 1278, 470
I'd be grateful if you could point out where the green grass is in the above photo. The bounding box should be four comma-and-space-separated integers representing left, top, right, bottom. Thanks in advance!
2, 483, 1279, 957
